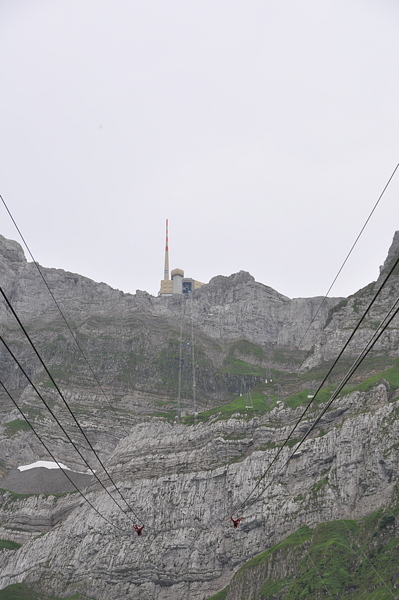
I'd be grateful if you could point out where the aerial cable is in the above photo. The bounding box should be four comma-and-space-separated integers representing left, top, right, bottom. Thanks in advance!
0, 288, 144, 526
0, 333, 144, 527
177, 295, 186, 421
176, 292, 198, 421
232, 252, 399, 517
238, 298, 399, 514
233, 294, 399, 600
287, 162, 399, 371
0, 193, 134, 440
237, 290, 399, 517
233, 254, 399, 515
189, 294, 197, 420
299, 293, 399, 443
0, 378, 126, 533
0, 306, 143, 525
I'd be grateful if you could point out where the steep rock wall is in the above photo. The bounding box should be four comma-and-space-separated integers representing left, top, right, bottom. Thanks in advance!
0, 384, 398, 599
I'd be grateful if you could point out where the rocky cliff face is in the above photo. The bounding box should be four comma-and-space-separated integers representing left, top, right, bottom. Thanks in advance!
0, 232, 345, 469
0, 232, 399, 599
301, 231, 399, 371
1, 383, 398, 599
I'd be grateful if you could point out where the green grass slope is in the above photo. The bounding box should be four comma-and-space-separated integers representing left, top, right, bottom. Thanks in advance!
185, 359, 399, 424
0, 582, 90, 600
207, 507, 399, 600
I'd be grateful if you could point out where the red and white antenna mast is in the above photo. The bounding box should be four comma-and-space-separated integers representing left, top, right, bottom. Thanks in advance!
164, 219, 170, 280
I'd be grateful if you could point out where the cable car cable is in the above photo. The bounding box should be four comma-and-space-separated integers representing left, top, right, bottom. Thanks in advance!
232, 253, 399, 516
0, 286, 139, 518
176, 294, 186, 420
0, 289, 144, 525
0, 333, 144, 526
234, 297, 399, 600
0, 193, 134, 440
287, 162, 399, 371
233, 262, 399, 516
189, 294, 197, 420
0, 378, 126, 533
237, 290, 399, 517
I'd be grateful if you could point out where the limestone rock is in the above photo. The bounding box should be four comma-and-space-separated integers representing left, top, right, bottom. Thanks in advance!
1, 231, 399, 599
0, 384, 398, 599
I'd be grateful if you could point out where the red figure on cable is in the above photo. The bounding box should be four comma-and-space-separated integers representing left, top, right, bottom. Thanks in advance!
230, 517, 242, 528
133, 525, 145, 536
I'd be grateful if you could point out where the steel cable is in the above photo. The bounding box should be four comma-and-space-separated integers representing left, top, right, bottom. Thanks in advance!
0, 287, 144, 526
232, 252, 399, 517
0, 379, 126, 533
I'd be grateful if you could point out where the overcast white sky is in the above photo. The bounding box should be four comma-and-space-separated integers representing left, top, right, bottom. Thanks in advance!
1, 1, 398, 299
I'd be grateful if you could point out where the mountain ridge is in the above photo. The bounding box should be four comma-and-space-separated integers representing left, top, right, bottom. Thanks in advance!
1, 231, 399, 599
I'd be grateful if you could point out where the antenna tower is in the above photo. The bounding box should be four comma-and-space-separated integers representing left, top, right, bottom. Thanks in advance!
164, 218, 170, 280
